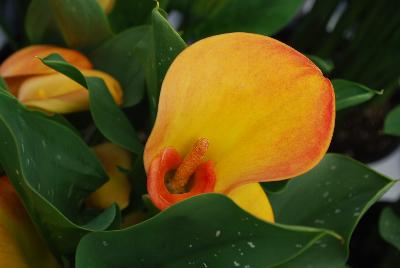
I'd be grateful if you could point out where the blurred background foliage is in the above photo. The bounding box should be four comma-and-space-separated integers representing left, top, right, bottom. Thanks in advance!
0, 0, 400, 267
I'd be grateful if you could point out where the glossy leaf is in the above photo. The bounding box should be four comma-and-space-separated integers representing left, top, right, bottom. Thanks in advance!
308, 55, 334, 74
107, 0, 155, 33
90, 26, 149, 107
0, 91, 119, 256
181, 0, 304, 39
269, 154, 395, 267
76, 194, 341, 268
40, 54, 143, 154
47, 0, 112, 49
379, 207, 400, 250
384, 105, 400, 136
332, 79, 382, 111
262, 180, 289, 193
25, 0, 58, 44
145, 8, 186, 118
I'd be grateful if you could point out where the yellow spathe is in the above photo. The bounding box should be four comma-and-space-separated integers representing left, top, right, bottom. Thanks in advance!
228, 183, 274, 222
87, 143, 132, 210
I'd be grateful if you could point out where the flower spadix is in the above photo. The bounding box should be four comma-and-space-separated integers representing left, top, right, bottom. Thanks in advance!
144, 33, 335, 219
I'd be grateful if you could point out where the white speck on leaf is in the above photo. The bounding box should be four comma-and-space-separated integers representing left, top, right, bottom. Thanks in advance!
215, 230, 221, 237
247, 241, 255, 248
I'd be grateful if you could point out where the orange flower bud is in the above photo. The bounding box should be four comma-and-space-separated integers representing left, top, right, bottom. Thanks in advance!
0, 45, 123, 113
0, 176, 59, 267
97, 0, 116, 14
17, 70, 122, 114
0, 45, 92, 78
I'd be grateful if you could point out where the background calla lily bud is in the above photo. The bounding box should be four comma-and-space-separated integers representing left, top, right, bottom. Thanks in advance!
97, 0, 116, 14
0, 45, 92, 78
17, 70, 122, 114
144, 33, 335, 214
86, 143, 132, 210
0, 46, 92, 95
0, 176, 59, 268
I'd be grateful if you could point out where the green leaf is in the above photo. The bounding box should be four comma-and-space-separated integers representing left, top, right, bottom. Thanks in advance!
0, 92, 119, 256
40, 54, 144, 154
384, 105, 400, 136
25, 0, 53, 43
145, 8, 187, 119
181, 0, 304, 39
0, 76, 10, 93
307, 55, 334, 74
332, 79, 382, 111
379, 207, 400, 250
47, 0, 113, 49
76, 194, 341, 268
107, 0, 155, 33
269, 154, 395, 267
262, 180, 289, 193
90, 26, 150, 107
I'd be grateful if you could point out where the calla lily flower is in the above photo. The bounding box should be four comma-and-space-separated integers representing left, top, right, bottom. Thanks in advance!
86, 143, 132, 210
0, 45, 122, 113
0, 176, 59, 267
144, 33, 335, 221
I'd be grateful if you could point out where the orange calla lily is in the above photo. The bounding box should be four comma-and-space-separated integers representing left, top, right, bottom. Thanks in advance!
86, 143, 132, 210
144, 33, 335, 221
0, 45, 122, 113
0, 176, 59, 268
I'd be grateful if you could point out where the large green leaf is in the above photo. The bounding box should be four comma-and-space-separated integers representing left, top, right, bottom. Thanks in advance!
40, 54, 143, 154
332, 79, 382, 111
379, 207, 400, 251
269, 154, 395, 267
145, 8, 187, 119
179, 0, 304, 40
384, 105, 400, 136
90, 26, 149, 107
76, 194, 341, 268
107, 0, 155, 33
47, 0, 112, 49
25, 0, 58, 44
0, 91, 119, 256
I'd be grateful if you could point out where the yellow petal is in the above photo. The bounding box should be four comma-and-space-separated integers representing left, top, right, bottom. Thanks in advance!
97, 0, 116, 14
86, 143, 132, 210
144, 32, 334, 196
0, 177, 59, 268
228, 183, 274, 222
0, 45, 92, 78
18, 70, 123, 113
